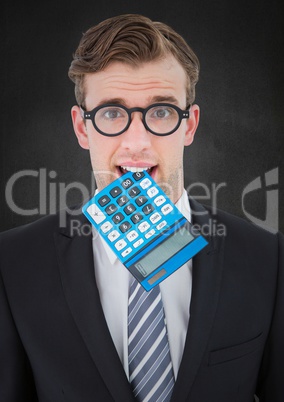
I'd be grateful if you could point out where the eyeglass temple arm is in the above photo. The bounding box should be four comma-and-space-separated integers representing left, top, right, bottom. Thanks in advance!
79, 106, 88, 120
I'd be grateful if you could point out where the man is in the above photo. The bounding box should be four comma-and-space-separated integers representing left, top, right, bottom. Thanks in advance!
0, 13, 283, 402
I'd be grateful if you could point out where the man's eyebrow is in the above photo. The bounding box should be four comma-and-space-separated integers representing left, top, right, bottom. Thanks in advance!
150, 95, 179, 104
97, 98, 126, 106
96, 96, 180, 107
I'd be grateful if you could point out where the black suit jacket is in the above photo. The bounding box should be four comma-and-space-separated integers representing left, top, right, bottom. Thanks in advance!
0, 199, 283, 402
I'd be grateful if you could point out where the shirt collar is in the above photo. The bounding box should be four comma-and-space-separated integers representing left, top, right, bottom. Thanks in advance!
92, 188, 191, 266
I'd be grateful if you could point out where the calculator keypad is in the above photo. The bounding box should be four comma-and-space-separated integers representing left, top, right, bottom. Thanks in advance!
138, 221, 150, 233
131, 213, 143, 224
142, 204, 155, 215
110, 187, 122, 198
112, 212, 124, 224
86, 171, 179, 261
98, 195, 110, 207
105, 204, 118, 215
117, 195, 129, 206
101, 221, 113, 233
127, 230, 139, 242
108, 230, 120, 242
154, 195, 166, 206
119, 221, 132, 233
124, 204, 136, 215
140, 178, 151, 189
135, 196, 147, 206
121, 178, 133, 189
128, 187, 141, 198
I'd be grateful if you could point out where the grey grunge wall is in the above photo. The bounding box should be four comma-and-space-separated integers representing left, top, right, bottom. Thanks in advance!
1, 0, 283, 233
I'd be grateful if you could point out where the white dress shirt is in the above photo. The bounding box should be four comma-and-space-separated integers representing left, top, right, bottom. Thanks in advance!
92, 189, 192, 379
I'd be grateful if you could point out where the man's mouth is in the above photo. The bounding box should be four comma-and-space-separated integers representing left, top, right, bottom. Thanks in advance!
118, 166, 156, 176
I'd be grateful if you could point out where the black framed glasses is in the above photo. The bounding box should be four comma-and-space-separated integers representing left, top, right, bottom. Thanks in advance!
80, 103, 190, 137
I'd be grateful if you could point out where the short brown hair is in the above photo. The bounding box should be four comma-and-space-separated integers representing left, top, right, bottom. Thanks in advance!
68, 14, 200, 108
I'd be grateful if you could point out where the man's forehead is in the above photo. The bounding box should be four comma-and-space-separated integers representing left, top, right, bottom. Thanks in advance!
86, 61, 184, 82
84, 57, 187, 106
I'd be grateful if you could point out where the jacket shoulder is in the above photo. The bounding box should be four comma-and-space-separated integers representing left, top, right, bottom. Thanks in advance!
0, 213, 61, 244
190, 197, 281, 249
202, 202, 282, 250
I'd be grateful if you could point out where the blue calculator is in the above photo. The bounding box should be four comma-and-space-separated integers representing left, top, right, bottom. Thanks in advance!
82, 171, 207, 291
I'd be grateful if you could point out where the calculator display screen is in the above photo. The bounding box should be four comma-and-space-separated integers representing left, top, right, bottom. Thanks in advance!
134, 227, 194, 277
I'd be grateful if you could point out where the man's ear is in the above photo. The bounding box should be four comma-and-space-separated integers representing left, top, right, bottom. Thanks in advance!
71, 105, 90, 149
184, 104, 200, 146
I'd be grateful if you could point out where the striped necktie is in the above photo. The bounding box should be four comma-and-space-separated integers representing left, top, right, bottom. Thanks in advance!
128, 277, 175, 402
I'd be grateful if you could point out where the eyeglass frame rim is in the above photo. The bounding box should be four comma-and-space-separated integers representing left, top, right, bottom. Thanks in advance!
79, 102, 191, 137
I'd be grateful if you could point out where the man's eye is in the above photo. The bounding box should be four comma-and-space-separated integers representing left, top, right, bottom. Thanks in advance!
150, 108, 172, 119
103, 109, 122, 119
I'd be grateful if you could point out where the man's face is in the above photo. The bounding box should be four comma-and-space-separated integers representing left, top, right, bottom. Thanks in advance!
72, 56, 199, 203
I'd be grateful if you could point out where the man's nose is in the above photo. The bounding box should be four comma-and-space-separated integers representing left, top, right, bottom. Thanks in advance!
120, 112, 152, 151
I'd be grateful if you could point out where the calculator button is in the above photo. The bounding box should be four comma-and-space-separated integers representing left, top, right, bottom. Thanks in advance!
110, 187, 122, 198
105, 204, 118, 215
142, 204, 155, 215
124, 204, 136, 215
156, 220, 167, 231
112, 212, 124, 224
115, 239, 127, 251
154, 195, 166, 207
140, 178, 152, 189
128, 186, 141, 198
121, 178, 134, 189
145, 229, 156, 239
133, 171, 145, 180
108, 230, 120, 242
131, 213, 143, 224
98, 195, 111, 207
135, 196, 148, 206
119, 221, 132, 233
117, 195, 129, 206
121, 247, 132, 257
147, 187, 159, 198
87, 204, 106, 224
138, 221, 150, 233
133, 238, 144, 248
161, 204, 174, 215
100, 221, 113, 233
150, 212, 162, 224
127, 230, 139, 242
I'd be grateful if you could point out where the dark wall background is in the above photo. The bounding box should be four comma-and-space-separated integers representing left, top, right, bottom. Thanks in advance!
1, 0, 283, 233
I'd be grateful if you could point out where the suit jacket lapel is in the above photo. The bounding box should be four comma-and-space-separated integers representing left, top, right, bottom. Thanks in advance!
54, 212, 134, 402
171, 198, 225, 401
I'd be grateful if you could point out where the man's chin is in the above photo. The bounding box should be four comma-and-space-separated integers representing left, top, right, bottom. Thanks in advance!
93, 170, 119, 192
